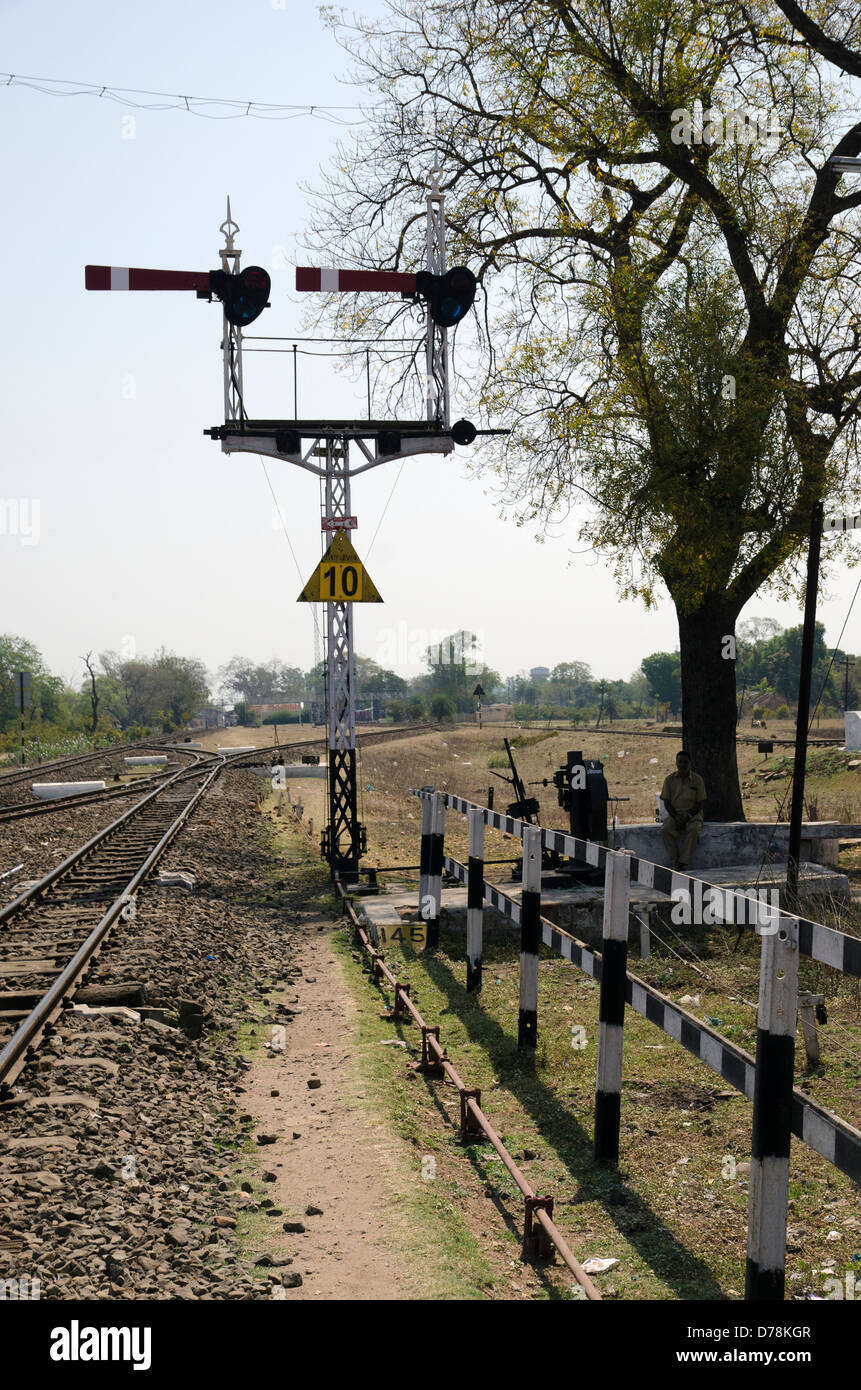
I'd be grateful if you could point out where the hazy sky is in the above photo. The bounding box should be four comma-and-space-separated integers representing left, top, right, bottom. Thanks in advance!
4, 0, 861, 694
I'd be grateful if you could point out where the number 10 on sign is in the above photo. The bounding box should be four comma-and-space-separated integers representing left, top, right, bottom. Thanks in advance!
322, 562, 362, 601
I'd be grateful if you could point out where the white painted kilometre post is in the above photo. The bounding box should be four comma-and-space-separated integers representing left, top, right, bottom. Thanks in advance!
466, 805, 485, 992
517, 825, 542, 1049
639, 916, 650, 960
594, 850, 631, 1163
746, 915, 799, 1300
418, 790, 433, 915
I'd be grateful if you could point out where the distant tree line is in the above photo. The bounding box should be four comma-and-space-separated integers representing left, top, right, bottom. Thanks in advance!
2, 610, 854, 758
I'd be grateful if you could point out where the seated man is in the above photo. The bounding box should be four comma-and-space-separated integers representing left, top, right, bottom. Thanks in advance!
660, 750, 706, 870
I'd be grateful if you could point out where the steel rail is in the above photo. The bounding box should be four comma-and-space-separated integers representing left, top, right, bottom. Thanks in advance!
0, 734, 185, 787
456, 722, 841, 748
219, 723, 440, 769
334, 880, 601, 1300
0, 762, 213, 927
0, 761, 222, 1089
0, 750, 218, 822
0, 748, 218, 824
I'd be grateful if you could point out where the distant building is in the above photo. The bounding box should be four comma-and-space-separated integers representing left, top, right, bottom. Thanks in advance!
530, 667, 550, 682
481, 703, 514, 722
248, 702, 301, 718
188, 705, 228, 730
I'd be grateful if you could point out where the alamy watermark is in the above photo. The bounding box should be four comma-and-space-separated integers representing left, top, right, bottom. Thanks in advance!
0, 1273, 40, 1299
671, 881, 780, 932
0, 498, 40, 546
671, 101, 780, 150
376, 622, 485, 675
823, 1271, 861, 1299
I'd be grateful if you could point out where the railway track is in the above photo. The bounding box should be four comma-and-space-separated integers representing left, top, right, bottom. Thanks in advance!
223, 722, 440, 768
465, 721, 842, 748
0, 726, 436, 821
0, 759, 222, 1092
0, 744, 217, 823
0, 734, 186, 798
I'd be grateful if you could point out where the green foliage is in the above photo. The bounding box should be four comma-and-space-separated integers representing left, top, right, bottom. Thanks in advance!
218, 657, 305, 703
737, 618, 848, 712
641, 652, 682, 712
96, 648, 209, 730
0, 634, 64, 735
430, 693, 457, 722
261, 709, 301, 725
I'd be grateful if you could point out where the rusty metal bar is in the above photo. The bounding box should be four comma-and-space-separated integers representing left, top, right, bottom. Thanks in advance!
337, 882, 601, 1300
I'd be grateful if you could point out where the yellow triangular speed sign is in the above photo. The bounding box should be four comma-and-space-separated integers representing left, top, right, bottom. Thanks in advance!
298, 529, 382, 603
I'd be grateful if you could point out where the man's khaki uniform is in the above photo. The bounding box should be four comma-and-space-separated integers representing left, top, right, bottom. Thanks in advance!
660, 770, 706, 867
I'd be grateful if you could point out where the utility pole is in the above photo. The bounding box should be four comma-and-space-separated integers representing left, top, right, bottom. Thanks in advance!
787, 502, 823, 901
833, 652, 855, 711
14, 672, 30, 767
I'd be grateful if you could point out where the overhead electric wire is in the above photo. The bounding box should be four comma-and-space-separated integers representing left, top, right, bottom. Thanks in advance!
258, 455, 323, 662
365, 458, 407, 561
0, 71, 367, 123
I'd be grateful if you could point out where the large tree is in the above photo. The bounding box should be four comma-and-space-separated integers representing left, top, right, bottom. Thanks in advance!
217, 657, 305, 704
98, 650, 209, 730
0, 635, 61, 731
308, 0, 861, 817
642, 651, 683, 714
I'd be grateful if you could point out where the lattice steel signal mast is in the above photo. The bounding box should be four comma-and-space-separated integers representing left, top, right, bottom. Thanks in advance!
85, 174, 498, 882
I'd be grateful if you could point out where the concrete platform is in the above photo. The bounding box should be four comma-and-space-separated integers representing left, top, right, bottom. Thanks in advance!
612, 820, 843, 868
246, 764, 327, 779
362, 860, 849, 951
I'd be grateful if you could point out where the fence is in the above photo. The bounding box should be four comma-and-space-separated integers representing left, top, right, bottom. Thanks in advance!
411, 787, 861, 1301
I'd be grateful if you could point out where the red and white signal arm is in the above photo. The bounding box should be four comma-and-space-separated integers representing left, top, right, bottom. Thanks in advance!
296, 267, 416, 294
322, 516, 358, 531
85, 267, 211, 292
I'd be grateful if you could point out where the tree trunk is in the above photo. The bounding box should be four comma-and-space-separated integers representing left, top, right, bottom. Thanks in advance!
677, 602, 744, 821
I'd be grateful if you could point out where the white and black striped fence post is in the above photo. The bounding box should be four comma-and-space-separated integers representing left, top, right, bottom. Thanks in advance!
594, 850, 631, 1164
425, 791, 446, 951
467, 805, 485, 992
518, 825, 542, 1049
746, 915, 799, 1301
418, 788, 433, 918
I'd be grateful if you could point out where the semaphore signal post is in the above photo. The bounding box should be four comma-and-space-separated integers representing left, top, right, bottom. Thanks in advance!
85, 173, 503, 883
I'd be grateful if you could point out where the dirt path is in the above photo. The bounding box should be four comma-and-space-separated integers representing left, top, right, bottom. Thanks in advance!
239, 910, 416, 1300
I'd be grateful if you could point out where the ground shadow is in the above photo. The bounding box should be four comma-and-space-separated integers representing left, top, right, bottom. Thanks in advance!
382, 934, 728, 1301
